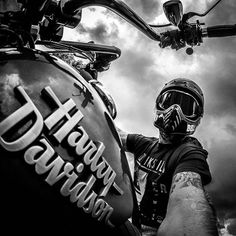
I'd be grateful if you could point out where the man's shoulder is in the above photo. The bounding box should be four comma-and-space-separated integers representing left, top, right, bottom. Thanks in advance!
127, 134, 159, 153
181, 136, 204, 148
128, 133, 158, 143
176, 136, 208, 159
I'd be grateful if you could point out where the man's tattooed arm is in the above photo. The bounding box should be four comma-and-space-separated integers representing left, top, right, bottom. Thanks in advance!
157, 171, 219, 236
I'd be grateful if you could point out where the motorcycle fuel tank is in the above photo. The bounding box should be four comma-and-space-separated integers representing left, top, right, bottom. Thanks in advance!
0, 48, 135, 235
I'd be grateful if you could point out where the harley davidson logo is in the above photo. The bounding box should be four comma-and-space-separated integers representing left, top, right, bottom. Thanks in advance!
0, 85, 123, 227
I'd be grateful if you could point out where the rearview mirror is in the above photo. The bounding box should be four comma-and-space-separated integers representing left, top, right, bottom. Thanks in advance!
163, 0, 183, 26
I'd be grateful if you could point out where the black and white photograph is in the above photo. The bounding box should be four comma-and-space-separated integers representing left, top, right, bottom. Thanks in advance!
0, 0, 236, 235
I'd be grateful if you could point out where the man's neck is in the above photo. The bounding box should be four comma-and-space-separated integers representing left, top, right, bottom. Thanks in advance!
159, 131, 186, 145
159, 132, 173, 144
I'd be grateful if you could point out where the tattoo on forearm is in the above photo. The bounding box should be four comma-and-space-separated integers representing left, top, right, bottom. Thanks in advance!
169, 172, 219, 235
170, 171, 202, 194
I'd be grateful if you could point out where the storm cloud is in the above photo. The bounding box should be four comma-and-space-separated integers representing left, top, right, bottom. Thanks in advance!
125, 0, 161, 21
76, 21, 119, 44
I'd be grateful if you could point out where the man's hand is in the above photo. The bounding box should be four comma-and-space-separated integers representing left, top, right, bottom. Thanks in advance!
159, 30, 186, 50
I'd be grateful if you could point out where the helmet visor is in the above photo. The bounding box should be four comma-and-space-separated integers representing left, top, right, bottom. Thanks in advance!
157, 90, 199, 118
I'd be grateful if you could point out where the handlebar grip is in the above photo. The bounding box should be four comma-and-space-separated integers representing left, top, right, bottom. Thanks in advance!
205, 25, 236, 38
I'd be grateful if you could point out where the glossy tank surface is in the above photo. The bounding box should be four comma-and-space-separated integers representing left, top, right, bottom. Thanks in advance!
0, 49, 134, 235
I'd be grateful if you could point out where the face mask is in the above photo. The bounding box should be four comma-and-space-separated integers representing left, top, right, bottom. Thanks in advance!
154, 104, 188, 134
154, 90, 202, 135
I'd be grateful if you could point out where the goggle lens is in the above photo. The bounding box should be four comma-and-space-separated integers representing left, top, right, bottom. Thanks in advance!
157, 90, 199, 117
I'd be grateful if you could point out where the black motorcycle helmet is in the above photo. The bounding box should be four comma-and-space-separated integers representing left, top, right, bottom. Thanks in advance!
154, 78, 204, 135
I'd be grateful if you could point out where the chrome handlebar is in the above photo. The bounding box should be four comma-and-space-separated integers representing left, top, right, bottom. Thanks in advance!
2, 0, 236, 54
59, 0, 160, 41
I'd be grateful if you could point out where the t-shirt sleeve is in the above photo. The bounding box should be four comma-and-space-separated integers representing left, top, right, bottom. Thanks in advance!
173, 147, 212, 186
126, 134, 155, 158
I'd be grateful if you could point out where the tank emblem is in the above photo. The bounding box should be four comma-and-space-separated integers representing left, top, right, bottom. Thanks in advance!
0, 85, 124, 227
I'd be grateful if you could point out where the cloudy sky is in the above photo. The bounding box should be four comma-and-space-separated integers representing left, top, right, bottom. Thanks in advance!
64, 0, 236, 234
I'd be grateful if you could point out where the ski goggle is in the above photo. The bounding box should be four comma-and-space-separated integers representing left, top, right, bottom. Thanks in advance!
156, 90, 200, 119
